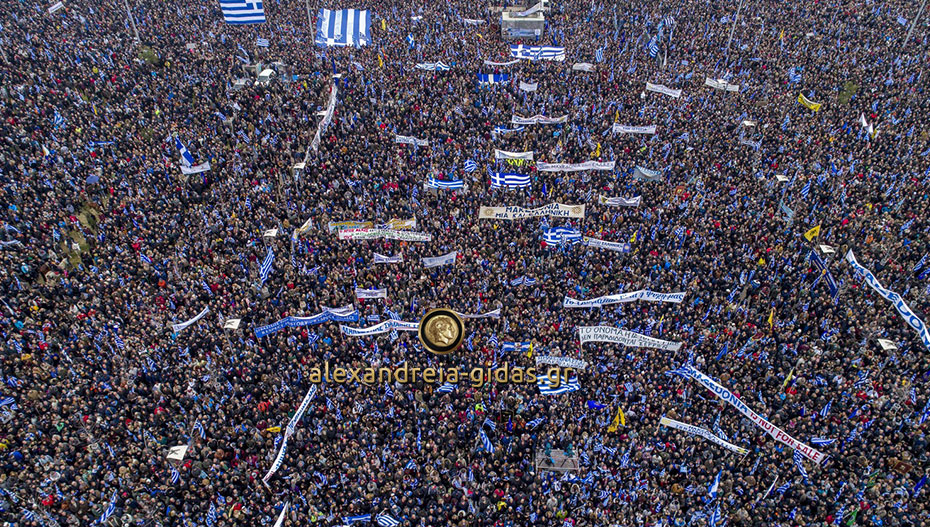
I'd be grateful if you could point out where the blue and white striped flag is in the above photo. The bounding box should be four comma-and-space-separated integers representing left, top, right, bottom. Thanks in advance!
510, 45, 566, 61
819, 400, 832, 417
219, 0, 266, 24
777, 482, 791, 495
427, 176, 464, 190
483, 417, 497, 431
800, 180, 811, 198
477, 73, 510, 84
170, 465, 180, 484
479, 430, 495, 453
53, 110, 66, 128
543, 227, 582, 246
648, 37, 659, 58
810, 437, 836, 446
175, 137, 195, 167
316, 9, 371, 47
343, 515, 372, 525
490, 172, 531, 189
260, 246, 274, 284
788, 67, 802, 84
793, 450, 810, 483
256, 37, 270, 47
436, 382, 455, 394
537, 375, 581, 395
527, 416, 545, 429
376, 514, 400, 527
595, 47, 604, 63
463, 159, 478, 172
501, 341, 530, 353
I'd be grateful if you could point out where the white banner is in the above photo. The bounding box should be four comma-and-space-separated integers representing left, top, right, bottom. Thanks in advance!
581, 236, 631, 253
846, 250, 930, 351
340, 319, 419, 336
311, 83, 338, 153
671, 364, 827, 464
355, 287, 387, 299
263, 385, 317, 483
612, 124, 657, 135
578, 326, 682, 350
660, 417, 749, 455
479, 203, 585, 220
645, 82, 682, 98
516, 1, 543, 16
273, 503, 289, 527
223, 318, 241, 330
338, 229, 432, 241
328, 221, 373, 232
494, 149, 534, 160
422, 251, 457, 268
535, 355, 588, 370
180, 162, 211, 175
48, 1, 64, 14
704, 77, 740, 92
599, 195, 642, 207
373, 253, 403, 264
519, 81, 538, 92
483, 59, 519, 66
394, 134, 429, 147
457, 308, 502, 319
571, 62, 595, 72
563, 290, 685, 308
464, 18, 486, 25
633, 166, 663, 182
511, 114, 568, 125
172, 306, 211, 333
537, 161, 615, 172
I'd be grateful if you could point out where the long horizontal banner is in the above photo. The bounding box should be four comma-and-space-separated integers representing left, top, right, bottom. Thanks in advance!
599, 195, 641, 207
846, 250, 930, 351
338, 229, 432, 241
181, 162, 211, 175
613, 124, 657, 135
172, 306, 211, 333
582, 236, 631, 253
535, 355, 588, 370
457, 308, 502, 319
373, 253, 403, 264
659, 416, 748, 455
356, 287, 387, 299
394, 134, 429, 147
563, 290, 685, 308
483, 59, 519, 66
479, 203, 585, 220
537, 161, 615, 172
511, 114, 569, 125
328, 221, 373, 232
645, 82, 682, 98
255, 305, 360, 338
518, 81, 538, 92
704, 77, 740, 92
494, 149, 534, 161
422, 251, 457, 268
671, 364, 827, 464
578, 326, 682, 350
340, 319, 419, 336
634, 166, 663, 182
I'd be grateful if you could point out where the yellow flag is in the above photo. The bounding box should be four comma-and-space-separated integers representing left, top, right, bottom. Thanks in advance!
477, 32, 483, 40
798, 93, 822, 112
527, 341, 534, 358
607, 407, 625, 432
265, 426, 281, 433
629, 231, 638, 243
758, 257, 766, 266
768, 308, 775, 328
782, 367, 795, 389
378, 52, 384, 68
779, 30, 785, 40
804, 225, 821, 241
614, 110, 619, 123
593, 143, 601, 158
381, 18, 386, 31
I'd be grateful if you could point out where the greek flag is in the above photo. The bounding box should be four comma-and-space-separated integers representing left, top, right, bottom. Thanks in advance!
415, 61, 451, 71
483, 417, 497, 431
709, 503, 721, 527
544, 227, 582, 246
93, 490, 118, 526
479, 430, 495, 453
427, 176, 464, 190
477, 73, 509, 84
493, 125, 526, 135
800, 180, 811, 198
490, 172, 531, 189
776, 482, 791, 494
595, 47, 604, 63
810, 437, 836, 446
260, 246, 274, 284
315, 9, 371, 47
788, 67, 802, 83
376, 514, 400, 527
854, 370, 870, 389
175, 137, 195, 167
53, 110, 66, 128
436, 382, 455, 393
913, 253, 927, 272
819, 400, 832, 417
510, 45, 566, 61
708, 470, 721, 499
793, 450, 810, 483
648, 37, 659, 58
193, 421, 206, 438
527, 416, 545, 429
509, 276, 537, 287
219, 0, 266, 24
343, 515, 371, 525
463, 160, 478, 172
170, 465, 180, 484
537, 375, 581, 395
256, 37, 270, 47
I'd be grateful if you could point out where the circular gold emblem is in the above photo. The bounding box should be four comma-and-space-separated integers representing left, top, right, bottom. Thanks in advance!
418, 309, 465, 355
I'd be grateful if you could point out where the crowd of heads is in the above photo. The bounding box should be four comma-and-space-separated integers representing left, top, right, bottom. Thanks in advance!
1, 0, 929, 526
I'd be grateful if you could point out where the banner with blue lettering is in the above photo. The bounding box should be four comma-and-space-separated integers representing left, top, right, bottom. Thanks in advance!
255, 306, 359, 338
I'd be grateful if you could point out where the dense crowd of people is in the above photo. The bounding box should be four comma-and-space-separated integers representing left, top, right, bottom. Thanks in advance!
1, 0, 929, 526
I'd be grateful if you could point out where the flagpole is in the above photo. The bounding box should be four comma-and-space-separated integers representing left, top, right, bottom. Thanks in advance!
724, 0, 745, 57
124, 0, 140, 43
905, 0, 927, 48
306, 0, 313, 27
